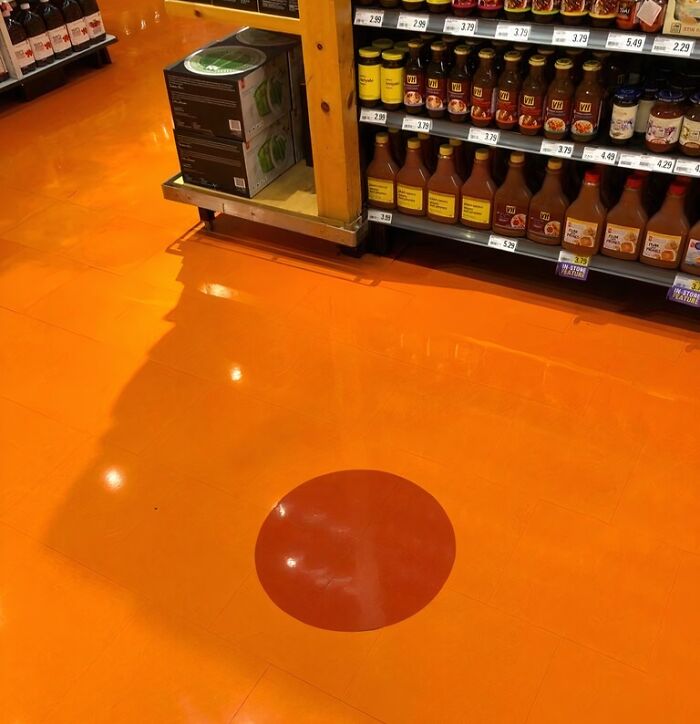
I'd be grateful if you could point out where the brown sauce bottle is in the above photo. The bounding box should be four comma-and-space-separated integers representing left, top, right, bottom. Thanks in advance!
404, 40, 426, 116
601, 174, 647, 260
428, 144, 463, 224
543, 59, 574, 140
471, 48, 497, 128
527, 159, 568, 245
367, 132, 399, 210
448, 45, 471, 124
640, 183, 689, 269
571, 60, 604, 143
562, 170, 607, 256
493, 152, 532, 237
495, 51, 521, 132
461, 148, 496, 230
426, 41, 449, 120
680, 218, 700, 276
518, 55, 547, 136
397, 137, 430, 217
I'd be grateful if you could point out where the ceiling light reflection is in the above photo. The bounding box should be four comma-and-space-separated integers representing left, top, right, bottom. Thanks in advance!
199, 283, 234, 299
229, 366, 243, 382
286, 557, 297, 568
104, 468, 124, 490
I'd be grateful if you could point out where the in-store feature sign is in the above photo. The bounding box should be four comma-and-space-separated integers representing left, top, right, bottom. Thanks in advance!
540, 139, 574, 158
674, 158, 700, 177
354, 8, 385, 27
402, 116, 432, 132
468, 127, 500, 145
360, 108, 388, 125
667, 273, 700, 307
397, 13, 429, 31
552, 29, 589, 47
556, 250, 590, 281
651, 37, 695, 57
443, 17, 478, 36
606, 32, 645, 51
368, 209, 393, 224
582, 147, 618, 165
495, 23, 530, 41
488, 235, 518, 252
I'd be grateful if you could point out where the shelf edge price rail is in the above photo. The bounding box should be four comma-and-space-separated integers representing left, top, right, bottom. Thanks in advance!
368, 209, 393, 225
443, 17, 478, 36
397, 13, 429, 31
488, 235, 518, 252
402, 116, 432, 133
360, 108, 388, 126
551, 29, 589, 48
354, 8, 384, 27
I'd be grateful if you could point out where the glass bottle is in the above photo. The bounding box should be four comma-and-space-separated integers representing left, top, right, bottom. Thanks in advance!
560, 0, 588, 24
571, 60, 603, 143
404, 40, 426, 116
78, 0, 104, 42
531, 0, 561, 21
60, 0, 90, 51
601, 174, 647, 260
609, 87, 640, 145
495, 50, 521, 131
680, 217, 700, 276
504, 0, 531, 20
453, 0, 477, 14
450, 138, 467, 178
381, 50, 405, 111
470, 48, 497, 128
680, 93, 700, 157
367, 132, 399, 210
2, 4, 37, 73
562, 170, 607, 256
447, 45, 470, 123
527, 159, 569, 245
358, 47, 381, 109
518, 55, 547, 136
37, 0, 71, 59
460, 148, 496, 229
543, 59, 574, 140
428, 145, 462, 224
397, 137, 430, 216
17, 2, 54, 66
426, 41, 448, 119
493, 152, 532, 237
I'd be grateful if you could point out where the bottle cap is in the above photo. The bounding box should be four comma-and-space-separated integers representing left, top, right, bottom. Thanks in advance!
668, 183, 687, 195
614, 86, 641, 102
454, 45, 470, 56
372, 38, 394, 50
439, 145, 454, 156
394, 41, 410, 54
475, 149, 490, 161
430, 41, 448, 53
478, 48, 496, 59
691, 92, 700, 105
359, 47, 381, 60
510, 152, 525, 164
657, 89, 685, 103
504, 51, 522, 63
382, 50, 405, 62
584, 171, 600, 184
418, 132, 430, 140
376, 132, 390, 143
554, 59, 573, 70
408, 39, 424, 50
582, 60, 602, 72
537, 47, 555, 56
407, 138, 422, 150
548, 159, 563, 170
625, 175, 642, 189
529, 55, 546, 67
449, 138, 463, 147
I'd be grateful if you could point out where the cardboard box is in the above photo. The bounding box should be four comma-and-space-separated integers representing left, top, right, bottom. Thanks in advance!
663, 0, 700, 37
165, 36, 291, 142
174, 115, 295, 197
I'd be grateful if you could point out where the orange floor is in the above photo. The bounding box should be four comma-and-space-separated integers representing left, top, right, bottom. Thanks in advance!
1, 3, 699, 722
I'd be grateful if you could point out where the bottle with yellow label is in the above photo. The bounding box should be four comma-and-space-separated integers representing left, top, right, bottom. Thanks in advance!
358, 47, 381, 108
428, 144, 463, 224
460, 148, 495, 230
367, 132, 399, 210
381, 50, 406, 111
397, 137, 430, 217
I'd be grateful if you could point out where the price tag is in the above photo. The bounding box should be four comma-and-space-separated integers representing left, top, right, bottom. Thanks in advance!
667, 274, 700, 307
643, 155, 675, 173
551, 29, 590, 47
397, 13, 429, 31
651, 36, 694, 57
556, 250, 590, 281
618, 152, 645, 170
495, 23, 530, 41
674, 158, 700, 177
488, 235, 518, 253
582, 147, 618, 165
368, 209, 393, 225
443, 17, 478, 36
402, 116, 433, 132
606, 32, 645, 51
540, 139, 574, 158
354, 8, 384, 27
360, 108, 388, 125
468, 127, 500, 145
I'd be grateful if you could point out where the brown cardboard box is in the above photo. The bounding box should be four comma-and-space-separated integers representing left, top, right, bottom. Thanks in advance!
663, 0, 700, 38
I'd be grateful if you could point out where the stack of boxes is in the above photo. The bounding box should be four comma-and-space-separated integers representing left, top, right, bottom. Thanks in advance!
165, 29, 306, 198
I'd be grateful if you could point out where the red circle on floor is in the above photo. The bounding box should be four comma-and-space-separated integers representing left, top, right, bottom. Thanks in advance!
255, 470, 456, 632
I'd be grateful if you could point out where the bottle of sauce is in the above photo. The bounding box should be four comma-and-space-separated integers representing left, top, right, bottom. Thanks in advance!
428, 145, 462, 224
381, 50, 405, 112
504, 0, 531, 21
77, 0, 105, 42
470, 48, 497, 128
404, 40, 426, 116
518, 55, 547, 136
372, 38, 395, 53
562, 170, 607, 256
616, 0, 638, 28
17, 2, 54, 66
601, 174, 647, 260
680, 218, 700, 276
2, 5, 37, 73
37, 0, 71, 59
493, 152, 531, 237
543, 59, 574, 140
635, 84, 659, 139
367, 133, 399, 210
638, 0, 666, 32
401, 0, 425, 8
495, 51, 521, 131
527, 159, 568, 244
426, 41, 448, 120
477, 0, 504, 19
680, 93, 700, 157
640, 183, 689, 269
560, 0, 588, 24
460, 148, 496, 230
590, 0, 620, 26
453, 0, 477, 14
450, 138, 467, 179
645, 90, 685, 154
537, 47, 557, 82
448, 45, 470, 124
532, 0, 561, 21
397, 137, 430, 217
418, 132, 436, 173
609, 87, 640, 145
358, 47, 381, 109
389, 128, 405, 166
571, 61, 603, 143
60, 0, 90, 51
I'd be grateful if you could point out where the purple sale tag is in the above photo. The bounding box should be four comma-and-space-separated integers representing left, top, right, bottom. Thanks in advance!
556, 261, 590, 281
667, 285, 700, 308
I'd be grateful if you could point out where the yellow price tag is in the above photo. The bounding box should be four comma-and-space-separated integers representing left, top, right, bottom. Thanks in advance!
574, 255, 590, 266
690, 279, 700, 292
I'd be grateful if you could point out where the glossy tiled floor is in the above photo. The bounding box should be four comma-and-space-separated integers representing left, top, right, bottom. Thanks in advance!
1, 3, 699, 722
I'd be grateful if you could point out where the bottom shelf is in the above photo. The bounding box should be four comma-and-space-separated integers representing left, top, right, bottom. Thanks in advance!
376, 210, 681, 289
162, 163, 364, 247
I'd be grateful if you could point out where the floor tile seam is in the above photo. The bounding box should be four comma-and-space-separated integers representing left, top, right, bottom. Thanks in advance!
338, 629, 388, 703
227, 664, 271, 723
606, 439, 650, 526
523, 640, 561, 724
0, 197, 67, 238
0, 393, 88, 440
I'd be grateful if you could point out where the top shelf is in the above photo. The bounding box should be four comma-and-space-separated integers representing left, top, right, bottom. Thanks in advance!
164, 0, 301, 34
354, 8, 700, 60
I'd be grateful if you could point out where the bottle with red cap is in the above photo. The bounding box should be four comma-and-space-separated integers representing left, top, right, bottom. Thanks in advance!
601, 174, 648, 261
562, 170, 607, 256
640, 182, 689, 269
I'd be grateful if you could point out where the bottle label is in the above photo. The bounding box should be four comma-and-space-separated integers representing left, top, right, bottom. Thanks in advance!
495, 203, 527, 231
564, 217, 599, 249
590, 0, 618, 17
398, 184, 424, 212
448, 79, 469, 120
519, 92, 544, 132
528, 210, 562, 239
67, 18, 90, 46
359, 65, 381, 102
504, 0, 532, 10
572, 99, 602, 138
610, 103, 638, 141
683, 237, 700, 269
453, 0, 478, 7
426, 76, 447, 113
404, 70, 425, 109
645, 115, 682, 146
84, 11, 105, 39
642, 231, 682, 262
561, 0, 587, 15
496, 88, 518, 127
48, 26, 72, 54
30, 32, 54, 62
368, 177, 395, 205
461, 196, 491, 225
381, 67, 405, 106
680, 118, 700, 150
13, 39, 35, 69
428, 190, 456, 219
471, 85, 496, 123
532, 0, 561, 14
603, 223, 641, 254
544, 97, 572, 136
477, 0, 504, 8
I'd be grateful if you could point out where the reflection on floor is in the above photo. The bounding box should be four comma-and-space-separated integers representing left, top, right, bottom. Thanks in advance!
1, 2, 699, 722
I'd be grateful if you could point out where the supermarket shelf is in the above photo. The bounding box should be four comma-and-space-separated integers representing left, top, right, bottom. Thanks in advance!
360, 109, 700, 177
0, 75, 20, 95
162, 163, 364, 247
18, 35, 117, 82
354, 8, 700, 60
374, 209, 679, 287
164, 0, 301, 34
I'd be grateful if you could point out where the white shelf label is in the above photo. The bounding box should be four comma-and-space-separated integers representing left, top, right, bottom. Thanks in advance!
582, 147, 618, 165
651, 36, 694, 56
495, 23, 530, 41
488, 235, 518, 252
540, 139, 574, 158
368, 209, 393, 225
468, 127, 500, 145
618, 152, 645, 170
642, 156, 675, 173
673, 158, 700, 177
606, 32, 645, 51
402, 116, 433, 132
360, 108, 388, 125
443, 17, 478, 36
354, 8, 384, 26
397, 13, 429, 31
551, 29, 589, 47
